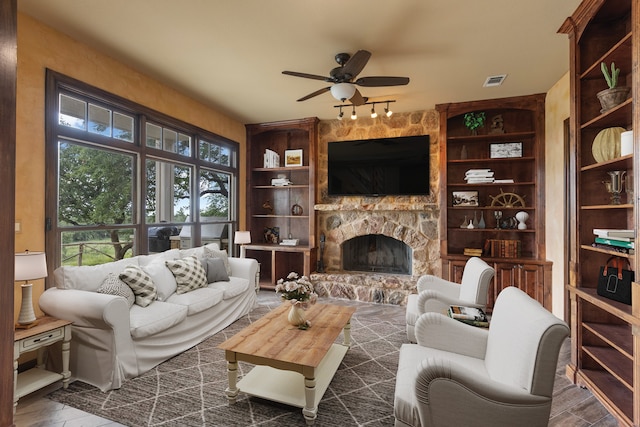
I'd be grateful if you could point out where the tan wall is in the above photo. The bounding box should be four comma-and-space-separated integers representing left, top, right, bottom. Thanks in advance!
544, 71, 571, 319
14, 13, 246, 322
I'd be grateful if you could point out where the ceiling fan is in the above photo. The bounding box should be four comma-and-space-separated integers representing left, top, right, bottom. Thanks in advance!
282, 50, 410, 106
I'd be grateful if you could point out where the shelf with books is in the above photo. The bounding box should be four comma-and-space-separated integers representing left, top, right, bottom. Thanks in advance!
437, 94, 548, 310
246, 117, 318, 289
560, 0, 638, 424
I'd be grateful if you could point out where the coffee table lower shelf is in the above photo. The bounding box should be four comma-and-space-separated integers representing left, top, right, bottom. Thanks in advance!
237, 343, 348, 408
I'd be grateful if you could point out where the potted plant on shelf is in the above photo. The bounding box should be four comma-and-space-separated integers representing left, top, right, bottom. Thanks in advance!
463, 112, 485, 135
597, 62, 631, 113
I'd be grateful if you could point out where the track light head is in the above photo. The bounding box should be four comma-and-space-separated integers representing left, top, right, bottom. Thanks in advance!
351, 107, 357, 120
370, 104, 377, 118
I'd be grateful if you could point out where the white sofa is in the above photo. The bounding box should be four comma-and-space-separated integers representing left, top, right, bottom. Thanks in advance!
39, 244, 259, 391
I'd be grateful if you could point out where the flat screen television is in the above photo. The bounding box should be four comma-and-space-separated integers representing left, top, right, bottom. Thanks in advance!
327, 135, 430, 196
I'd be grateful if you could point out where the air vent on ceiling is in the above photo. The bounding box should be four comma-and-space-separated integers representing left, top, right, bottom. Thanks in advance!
483, 74, 507, 87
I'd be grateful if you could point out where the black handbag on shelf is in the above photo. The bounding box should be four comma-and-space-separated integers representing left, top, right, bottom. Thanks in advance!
597, 256, 634, 305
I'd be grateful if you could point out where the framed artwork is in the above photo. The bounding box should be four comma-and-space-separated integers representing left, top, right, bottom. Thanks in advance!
264, 226, 280, 244
490, 142, 523, 158
452, 191, 479, 207
284, 149, 303, 167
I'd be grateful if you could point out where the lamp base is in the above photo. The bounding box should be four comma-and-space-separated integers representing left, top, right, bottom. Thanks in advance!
17, 283, 37, 327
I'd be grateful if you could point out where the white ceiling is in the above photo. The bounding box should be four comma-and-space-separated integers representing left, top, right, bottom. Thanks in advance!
18, 0, 581, 124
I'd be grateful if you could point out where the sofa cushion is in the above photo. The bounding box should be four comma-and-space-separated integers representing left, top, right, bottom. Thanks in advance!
208, 276, 250, 299
204, 257, 230, 283
165, 256, 208, 294
141, 260, 177, 301
165, 287, 225, 315
137, 249, 180, 266
203, 245, 232, 276
96, 273, 135, 308
129, 301, 188, 339
54, 257, 140, 292
119, 265, 157, 307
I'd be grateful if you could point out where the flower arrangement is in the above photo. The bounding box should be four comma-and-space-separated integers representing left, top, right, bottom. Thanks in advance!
275, 272, 318, 309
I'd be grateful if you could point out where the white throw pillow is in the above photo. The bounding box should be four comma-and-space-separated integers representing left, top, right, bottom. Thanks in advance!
141, 261, 178, 301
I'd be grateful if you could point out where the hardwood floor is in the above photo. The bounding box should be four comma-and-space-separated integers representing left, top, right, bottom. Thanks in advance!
13, 291, 618, 427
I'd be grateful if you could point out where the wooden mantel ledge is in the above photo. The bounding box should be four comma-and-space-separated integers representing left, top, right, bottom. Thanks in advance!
314, 203, 435, 212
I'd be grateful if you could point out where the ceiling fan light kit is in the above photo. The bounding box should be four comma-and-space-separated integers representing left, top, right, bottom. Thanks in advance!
334, 100, 395, 121
282, 50, 409, 107
330, 83, 356, 101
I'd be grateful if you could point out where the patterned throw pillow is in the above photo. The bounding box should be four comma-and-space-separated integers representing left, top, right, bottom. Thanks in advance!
119, 265, 157, 307
203, 246, 232, 276
165, 256, 208, 294
97, 273, 135, 308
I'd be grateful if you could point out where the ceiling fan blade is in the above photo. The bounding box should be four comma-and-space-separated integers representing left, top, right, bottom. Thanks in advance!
354, 76, 410, 87
297, 86, 331, 102
349, 89, 367, 106
341, 50, 371, 79
282, 70, 330, 81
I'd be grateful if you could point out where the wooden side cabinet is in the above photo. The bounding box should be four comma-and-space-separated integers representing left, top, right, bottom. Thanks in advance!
446, 258, 551, 311
14, 316, 72, 413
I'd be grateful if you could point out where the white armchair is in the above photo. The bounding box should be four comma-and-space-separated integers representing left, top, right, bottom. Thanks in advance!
394, 286, 569, 427
406, 257, 494, 342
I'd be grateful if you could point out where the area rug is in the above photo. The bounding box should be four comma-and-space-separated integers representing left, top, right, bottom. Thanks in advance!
47, 301, 406, 426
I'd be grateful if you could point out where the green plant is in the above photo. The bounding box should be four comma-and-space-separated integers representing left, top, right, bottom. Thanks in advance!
463, 112, 485, 133
601, 61, 620, 89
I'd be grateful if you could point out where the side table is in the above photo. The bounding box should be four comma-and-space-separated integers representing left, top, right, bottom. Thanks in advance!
13, 316, 72, 414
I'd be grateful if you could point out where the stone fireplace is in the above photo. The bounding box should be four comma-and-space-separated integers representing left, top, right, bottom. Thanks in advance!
310, 110, 442, 305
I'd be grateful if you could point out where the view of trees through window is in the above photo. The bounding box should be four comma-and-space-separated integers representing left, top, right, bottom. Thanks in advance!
46, 71, 239, 267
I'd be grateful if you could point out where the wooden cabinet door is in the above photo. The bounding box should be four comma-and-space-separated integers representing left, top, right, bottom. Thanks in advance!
447, 260, 466, 284
492, 262, 518, 308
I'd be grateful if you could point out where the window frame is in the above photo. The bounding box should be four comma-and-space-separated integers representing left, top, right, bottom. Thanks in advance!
45, 70, 240, 271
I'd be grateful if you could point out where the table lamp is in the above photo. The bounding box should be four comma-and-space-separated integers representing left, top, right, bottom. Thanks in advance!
15, 251, 48, 328
234, 231, 251, 258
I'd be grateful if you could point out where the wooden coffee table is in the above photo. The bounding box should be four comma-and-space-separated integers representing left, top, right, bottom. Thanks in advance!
218, 302, 356, 425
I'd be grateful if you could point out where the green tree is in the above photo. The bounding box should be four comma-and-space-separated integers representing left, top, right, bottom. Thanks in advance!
58, 142, 134, 259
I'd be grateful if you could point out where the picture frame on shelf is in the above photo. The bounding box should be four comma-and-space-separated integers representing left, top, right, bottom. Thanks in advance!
263, 226, 280, 244
452, 191, 479, 207
490, 142, 523, 158
284, 149, 303, 167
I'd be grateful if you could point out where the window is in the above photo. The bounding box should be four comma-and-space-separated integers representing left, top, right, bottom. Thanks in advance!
46, 70, 239, 267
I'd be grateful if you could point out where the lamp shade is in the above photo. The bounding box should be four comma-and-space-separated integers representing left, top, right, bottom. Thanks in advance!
330, 83, 356, 101
235, 231, 251, 245
15, 251, 48, 282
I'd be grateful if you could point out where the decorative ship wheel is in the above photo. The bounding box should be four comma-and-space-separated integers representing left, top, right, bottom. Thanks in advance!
489, 189, 526, 207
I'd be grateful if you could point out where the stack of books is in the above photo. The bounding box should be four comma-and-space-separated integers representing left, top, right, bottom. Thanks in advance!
464, 169, 494, 183
448, 305, 489, 328
592, 229, 635, 254
463, 247, 483, 257
263, 149, 280, 168
484, 238, 521, 258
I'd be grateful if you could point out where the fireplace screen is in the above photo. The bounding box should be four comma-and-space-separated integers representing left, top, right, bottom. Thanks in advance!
342, 234, 411, 275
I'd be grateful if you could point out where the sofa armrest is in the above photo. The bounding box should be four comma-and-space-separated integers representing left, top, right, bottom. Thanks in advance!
39, 287, 131, 330
415, 312, 488, 359
227, 257, 259, 289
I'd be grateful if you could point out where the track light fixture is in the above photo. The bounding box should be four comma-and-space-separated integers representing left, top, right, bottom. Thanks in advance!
385, 101, 393, 117
333, 100, 396, 121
